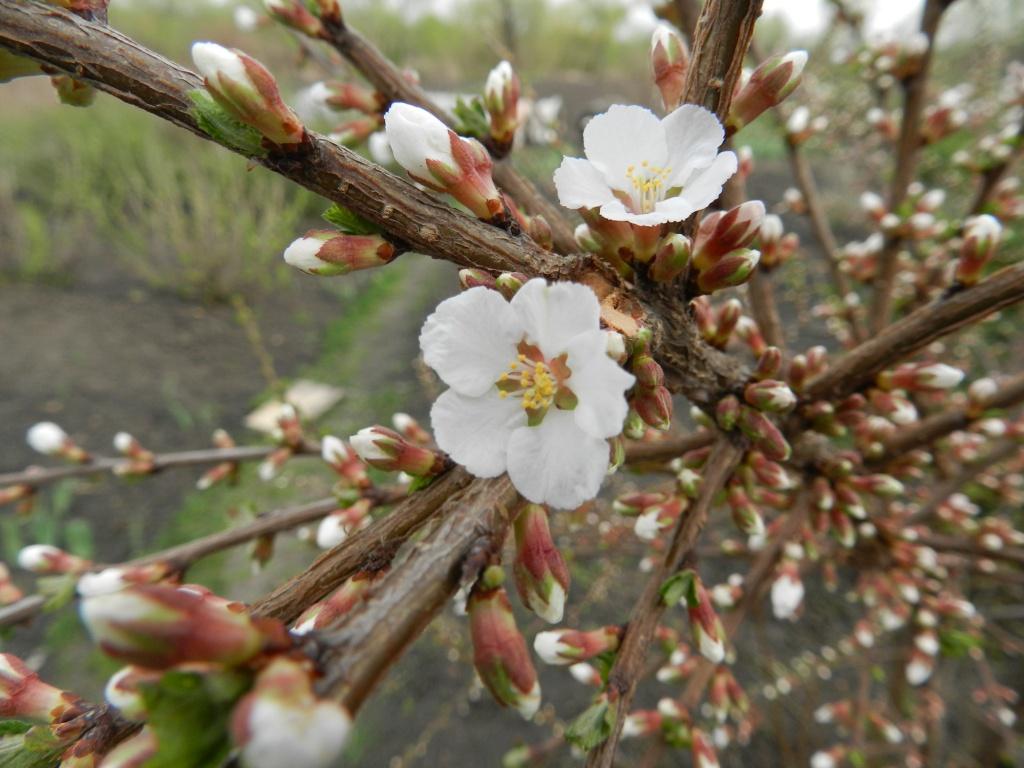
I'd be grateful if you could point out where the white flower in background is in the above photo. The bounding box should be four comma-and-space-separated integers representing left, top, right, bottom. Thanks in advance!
420, 279, 635, 509
553, 104, 737, 226
26, 422, 68, 455
770, 566, 804, 621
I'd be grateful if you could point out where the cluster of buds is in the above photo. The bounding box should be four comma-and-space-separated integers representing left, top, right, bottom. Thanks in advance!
112, 431, 156, 475
856, 33, 929, 86
573, 209, 681, 279
624, 331, 673, 434
512, 504, 570, 623
622, 698, 692, 746
693, 297, 742, 349
716, 392, 792, 462
191, 43, 306, 147
384, 103, 507, 224
231, 656, 352, 768
533, 626, 622, 665
954, 214, 1002, 286
690, 201, 765, 294
709, 665, 750, 725
467, 566, 540, 719
612, 490, 685, 541
283, 229, 398, 277
755, 214, 799, 270
79, 578, 289, 668
458, 268, 530, 299
482, 61, 521, 151
348, 425, 446, 476
726, 51, 807, 134
307, 80, 386, 148
26, 421, 90, 463
292, 569, 386, 635
650, 25, 688, 112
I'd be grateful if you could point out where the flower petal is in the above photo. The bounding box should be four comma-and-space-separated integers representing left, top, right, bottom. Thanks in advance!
599, 198, 690, 226
662, 104, 726, 186
430, 389, 524, 477
553, 157, 617, 210
676, 150, 738, 211
420, 287, 522, 397
583, 104, 668, 191
564, 330, 636, 439
507, 411, 609, 509
510, 279, 600, 359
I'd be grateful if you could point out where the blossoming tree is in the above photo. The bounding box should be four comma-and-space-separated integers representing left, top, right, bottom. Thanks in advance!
1, 0, 1023, 765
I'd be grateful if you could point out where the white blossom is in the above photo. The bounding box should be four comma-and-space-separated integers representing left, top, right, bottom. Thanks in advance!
383, 103, 456, 181
26, 422, 68, 455
420, 280, 634, 509
770, 572, 804, 621
552, 104, 737, 225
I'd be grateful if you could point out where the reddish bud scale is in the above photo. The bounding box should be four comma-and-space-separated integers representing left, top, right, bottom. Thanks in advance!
207, 52, 305, 146
513, 505, 570, 624
421, 131, 505, 223
613, 492, 669, 517
323, 81, 384, 114
693, 202, 766, 268
1, 653, 83, 722
329, 115, 384, 146
728, 52, 806, 132
633, 385, 673, 431
293, 570, 384, 634
754, 347, 783, 380
650, 233, 691, 282
696, 249, 761, 294
651, 27, 688, 112
458, 268, 498, 290
320, 232, 396, 273
266, 0, 326, 38
483, 63, 521, 148
80, 584, 289, 669
468, 586, 540, 718
737, 406, 791, 461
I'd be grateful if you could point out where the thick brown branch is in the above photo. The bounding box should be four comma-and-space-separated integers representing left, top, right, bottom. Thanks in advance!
870, 0, 951, 332
585, 437, 744, 767
251, 468, 474, 623
681, 0, 764, 115
320, 20, 578, 254
313, 475, 518, 713
801, 262, 1024, 402
0, 0, 570, 279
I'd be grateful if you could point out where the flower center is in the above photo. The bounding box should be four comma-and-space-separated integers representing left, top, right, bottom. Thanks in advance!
496, 344, 577, 426
626, 161, 673, 214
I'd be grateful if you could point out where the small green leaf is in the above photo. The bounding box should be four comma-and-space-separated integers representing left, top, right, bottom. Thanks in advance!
939, 629, 981, 658
0, 723, 31, 738
0, 724, 67, 768
565, 696, 617, 751
452, 96, 490, 140
140, 669, 251, 768
848, 749, 867, 768
37, 573, 78, 612
188, 89, 267, 157
660, 570, 697, 607
321, 204, 381, 235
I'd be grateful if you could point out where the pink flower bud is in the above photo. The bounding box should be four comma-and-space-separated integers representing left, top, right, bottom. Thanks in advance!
349, 425, 446, 476
191, 43, 305, 146
736, 406, 791, 461
878, 363, 964, 392
633, 385, 674, 431
384, 103, 505, 223
80, 583, 289, 668
956, 214, 1002, 286
512, 504, 570, 624
1, 653, 82, 722
468, 581, 541, 719
696, 249, 761, 294
693, 201, 766, 269
483, 61, 521, 147
17, 544, 91, 575
744, 379, 796, 413
680, 578, 726, 663
263, 0, 325, 38
650, 233, 691, 282
283, 230, 397, 276
651, 25, 688, 112
230, 657, 351, 768
728, 51, 807, 132
292, 569, 385, 635
310, 80, 382, 114
533, 626, 622, 665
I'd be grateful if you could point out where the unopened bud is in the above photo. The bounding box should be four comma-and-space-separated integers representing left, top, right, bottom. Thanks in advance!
693, 202, 766, 268
97, 727, 158, 768
513, 504, 570, 624
27, 421, 89, 462
633, 385, 673, 431
263, 0, 325, 38
956, 214, 1002, 286
728, 51, 807, 132
349, 425, 446, 476
311, 80, 382, 114
384, 103, 505, 223
495, 272, 528, 299
533, 626, 621, 665
744, 379, 796, 413
483, 60, 521, 148
651, 25, 688, 112
878, 363, 964, 392
696, 249, 761, 294
736, 406, 791, 461
284, 230, 396, 276
191, 42, 305, 146
1, 653, 82, 722
17, 544, 91, 575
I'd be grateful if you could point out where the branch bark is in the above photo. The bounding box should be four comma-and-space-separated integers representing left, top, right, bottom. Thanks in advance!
801, 262, 1024, 402
313, 475, 518, 713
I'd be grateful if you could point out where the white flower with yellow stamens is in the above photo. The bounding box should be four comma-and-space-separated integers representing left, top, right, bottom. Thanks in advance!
420, 279, 635, 509
553, 104, 736, 226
